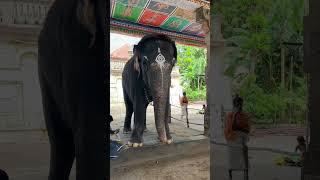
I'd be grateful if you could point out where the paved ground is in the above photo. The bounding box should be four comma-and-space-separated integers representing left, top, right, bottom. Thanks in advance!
0, 103, 207, 180
110, 102, 207, 145
0, 132, 302, 180
113, 151, 301, 180
0, 102, 306, 180
211, 144, 301, 180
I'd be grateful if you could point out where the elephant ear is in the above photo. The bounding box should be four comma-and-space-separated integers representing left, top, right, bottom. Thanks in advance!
77, 0, 96, 48
134, 55, 140, 77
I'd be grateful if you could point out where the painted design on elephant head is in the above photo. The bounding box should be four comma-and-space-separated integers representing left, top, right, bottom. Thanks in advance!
155, 47, 166, 88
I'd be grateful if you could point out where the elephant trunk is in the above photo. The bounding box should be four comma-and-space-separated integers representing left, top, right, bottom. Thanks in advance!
153, 87, 170, 142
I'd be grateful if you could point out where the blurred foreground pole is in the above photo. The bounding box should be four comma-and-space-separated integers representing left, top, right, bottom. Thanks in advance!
196, 6, 211, 137
197, 3, 233, 180
303, 0, 320, 179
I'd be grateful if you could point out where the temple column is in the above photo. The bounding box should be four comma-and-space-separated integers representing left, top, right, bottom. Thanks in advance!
196, 7, 233, 140
303, 0, 320, 179
207, 15, 233, 143
196, 6, 233, 180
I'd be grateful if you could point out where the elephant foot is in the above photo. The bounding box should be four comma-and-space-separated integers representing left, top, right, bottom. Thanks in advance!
123, 127, 132, 134
144, 127, 148, 132
127, 141, 143, 148
166, 138, 173, 144
158, 137, 173, 144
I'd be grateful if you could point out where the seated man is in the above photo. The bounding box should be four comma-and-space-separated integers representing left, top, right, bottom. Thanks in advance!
108, 115, 119, 135
199, 104, 206, 114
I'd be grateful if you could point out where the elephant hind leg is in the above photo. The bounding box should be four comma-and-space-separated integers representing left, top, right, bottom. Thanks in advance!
39, 73, 75, 180
129, 98, 147, 146
123, 90, 133, 133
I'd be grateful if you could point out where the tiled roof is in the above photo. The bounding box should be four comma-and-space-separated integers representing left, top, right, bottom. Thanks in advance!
110, 44, 133, 61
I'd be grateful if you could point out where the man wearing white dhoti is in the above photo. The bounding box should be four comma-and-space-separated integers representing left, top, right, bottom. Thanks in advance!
224, 95, 251, 180
180, 92, 189, 120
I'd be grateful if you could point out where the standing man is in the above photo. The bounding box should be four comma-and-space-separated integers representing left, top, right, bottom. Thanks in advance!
180, 92, 189, 120
224, 95, 251, 180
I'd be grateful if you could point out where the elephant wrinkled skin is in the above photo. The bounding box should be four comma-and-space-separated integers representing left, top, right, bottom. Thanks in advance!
122, 34, 177, 147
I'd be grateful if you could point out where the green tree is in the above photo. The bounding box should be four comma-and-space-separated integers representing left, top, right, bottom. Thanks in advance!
217, 0, 306, 124
177, 44, 207, 101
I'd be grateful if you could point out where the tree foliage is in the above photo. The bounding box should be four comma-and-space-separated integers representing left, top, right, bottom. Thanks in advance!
216, 0, 306, 124
176, 44, 207, 101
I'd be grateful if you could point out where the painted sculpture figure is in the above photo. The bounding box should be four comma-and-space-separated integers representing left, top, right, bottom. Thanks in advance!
122, 34, 177, 147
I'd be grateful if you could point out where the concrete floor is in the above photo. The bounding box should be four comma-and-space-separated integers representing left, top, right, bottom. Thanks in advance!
0, 102, 306, 180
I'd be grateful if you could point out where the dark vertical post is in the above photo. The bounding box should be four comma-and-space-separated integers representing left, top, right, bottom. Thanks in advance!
168, 104, 171, 123
303, 0, 320, 179
204, 105, 210, 136
186, 107, 189, 128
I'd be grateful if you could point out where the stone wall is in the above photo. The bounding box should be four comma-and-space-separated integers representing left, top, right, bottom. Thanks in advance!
0, 41, 45, 131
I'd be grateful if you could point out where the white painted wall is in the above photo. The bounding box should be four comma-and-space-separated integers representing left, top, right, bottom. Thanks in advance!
110, 62, 183, 104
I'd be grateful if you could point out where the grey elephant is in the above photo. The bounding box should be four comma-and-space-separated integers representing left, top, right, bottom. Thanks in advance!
122, 34, 177, 147
38, 0, 108, 179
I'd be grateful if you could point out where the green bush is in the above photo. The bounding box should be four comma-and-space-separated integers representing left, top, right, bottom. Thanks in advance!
185, 88, 206, 101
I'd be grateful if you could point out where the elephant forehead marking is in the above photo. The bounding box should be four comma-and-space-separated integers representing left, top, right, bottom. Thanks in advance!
155, 48, 166, 65
155, 48, 166, 88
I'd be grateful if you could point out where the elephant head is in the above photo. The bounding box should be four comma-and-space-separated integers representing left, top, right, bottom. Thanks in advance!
134, 34, 177, 143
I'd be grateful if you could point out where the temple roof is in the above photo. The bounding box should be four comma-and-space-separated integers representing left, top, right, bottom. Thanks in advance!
110, 44, 132, 61
110, 0, 210, 47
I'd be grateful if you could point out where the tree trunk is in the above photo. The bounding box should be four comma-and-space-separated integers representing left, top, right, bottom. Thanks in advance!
290, 56, 293, 91
198, 76, 200, 91
281, 45, 286, 89
280, 44, 286, 123
289, 56, 294, 123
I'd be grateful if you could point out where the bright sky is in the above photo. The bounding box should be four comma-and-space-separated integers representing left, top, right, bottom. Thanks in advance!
110, 33, 141, 53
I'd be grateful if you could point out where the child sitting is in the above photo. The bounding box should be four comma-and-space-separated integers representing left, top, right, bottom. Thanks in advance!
199, 105, 206, 114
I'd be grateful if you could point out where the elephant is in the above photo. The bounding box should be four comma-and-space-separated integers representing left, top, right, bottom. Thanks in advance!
122, 34, 177, 147
38, 0, 108, 179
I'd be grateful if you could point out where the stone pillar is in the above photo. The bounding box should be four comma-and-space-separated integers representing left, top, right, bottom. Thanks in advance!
303, 0, 320, 179
196, 7, 233, 139
196, 8, 234, 180
196, 6, 210, 136
207, 15, 233, 143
